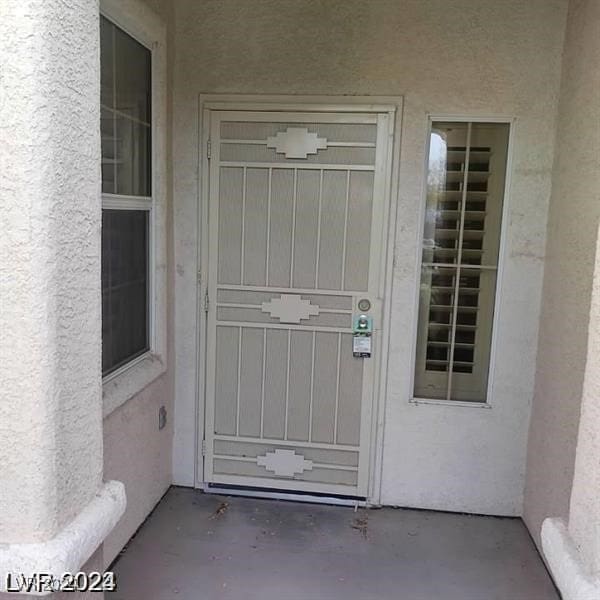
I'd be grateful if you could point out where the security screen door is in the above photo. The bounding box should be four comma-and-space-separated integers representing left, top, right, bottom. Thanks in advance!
203, 108, 392, 497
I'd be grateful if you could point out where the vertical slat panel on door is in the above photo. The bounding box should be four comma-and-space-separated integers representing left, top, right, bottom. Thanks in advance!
243, 169, 268, 286
263, 329, 288, 440
268, 170, 294, 288
287, 330, 313, 442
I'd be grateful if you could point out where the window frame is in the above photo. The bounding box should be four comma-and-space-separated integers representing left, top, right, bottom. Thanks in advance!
101, 196, 153, 379
100, 0, 167, 416
409, 115, 515, 408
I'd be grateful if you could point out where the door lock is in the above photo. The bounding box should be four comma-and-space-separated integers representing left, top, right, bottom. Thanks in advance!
357, 298, 371, 312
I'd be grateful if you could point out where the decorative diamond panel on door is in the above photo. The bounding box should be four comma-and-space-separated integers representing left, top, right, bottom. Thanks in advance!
204, 109, 393, 497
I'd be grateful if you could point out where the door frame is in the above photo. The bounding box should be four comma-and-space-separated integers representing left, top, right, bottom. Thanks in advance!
195, 94, 403, 505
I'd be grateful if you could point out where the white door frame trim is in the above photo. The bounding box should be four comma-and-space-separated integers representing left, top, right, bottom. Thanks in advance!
195, 94, 403, 505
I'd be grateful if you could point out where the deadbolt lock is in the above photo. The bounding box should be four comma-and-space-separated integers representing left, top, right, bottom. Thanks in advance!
357, 298, 371, 312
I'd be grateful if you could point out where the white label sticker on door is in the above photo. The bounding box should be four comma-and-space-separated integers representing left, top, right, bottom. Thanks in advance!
353, 336, 372, 357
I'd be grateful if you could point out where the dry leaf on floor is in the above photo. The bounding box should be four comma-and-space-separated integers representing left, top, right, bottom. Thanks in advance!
209, 501, 229, 519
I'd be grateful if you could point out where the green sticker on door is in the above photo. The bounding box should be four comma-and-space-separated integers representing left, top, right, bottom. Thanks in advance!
353, 315, 373, 358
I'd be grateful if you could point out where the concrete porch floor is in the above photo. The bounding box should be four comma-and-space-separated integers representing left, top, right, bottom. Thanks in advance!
108, 487, 559, 600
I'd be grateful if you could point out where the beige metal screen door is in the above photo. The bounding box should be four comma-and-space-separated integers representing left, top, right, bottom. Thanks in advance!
203, 106, 393, 497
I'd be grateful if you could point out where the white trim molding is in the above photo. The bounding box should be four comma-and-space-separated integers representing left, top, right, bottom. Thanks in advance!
100, 0, 168, 417
0, 481, 126, 596
103, 353, 166, 417
542, 518, 600, 600
193, 94, 402, 505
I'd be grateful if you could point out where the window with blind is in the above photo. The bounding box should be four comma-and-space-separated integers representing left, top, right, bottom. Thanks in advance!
414, 121, 509, 402
100, 15, 152, 376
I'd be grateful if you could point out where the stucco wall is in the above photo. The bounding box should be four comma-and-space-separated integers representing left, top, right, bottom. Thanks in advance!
101, 0, 174, 568
569, 0, 600, 574
523, 0, 600, 546
569, 224, 600, 574
0, 550, 104, 600
103, 375, 173, 567
0, 0, 103, 543
171, 0, 568, 515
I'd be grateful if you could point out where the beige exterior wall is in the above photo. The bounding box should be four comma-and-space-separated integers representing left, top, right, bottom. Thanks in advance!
2, 0, 594, 578
569, 225, 600, 574
103, 374, 173, 567
171, 0, 568, 514
0, 1, 126, 591
0, 0, 103, 545
523, 0, 600, 547
101, 0, 175, 568
561, 0, 600, 575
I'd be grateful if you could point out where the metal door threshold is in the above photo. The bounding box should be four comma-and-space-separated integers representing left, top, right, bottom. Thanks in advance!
202, 483, 368, 508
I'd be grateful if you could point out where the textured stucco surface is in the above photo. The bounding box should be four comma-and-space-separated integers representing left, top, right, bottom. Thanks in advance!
569, 222, 600, 574
0, 549, 105, 600
103, 376, 173, 568
0, 482, 125, 596
0, 0, 103, 543
542, 518, 600, 600
171, 0, 567, 515
523, 0, 600, 546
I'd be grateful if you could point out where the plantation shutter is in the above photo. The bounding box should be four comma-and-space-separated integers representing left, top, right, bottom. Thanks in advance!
414, 122, 510, 402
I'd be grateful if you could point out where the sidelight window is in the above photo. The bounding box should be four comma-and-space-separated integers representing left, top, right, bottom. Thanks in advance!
413, 121, 510, 403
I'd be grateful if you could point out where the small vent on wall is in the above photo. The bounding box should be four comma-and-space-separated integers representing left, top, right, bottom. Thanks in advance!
159, 405, 167, 430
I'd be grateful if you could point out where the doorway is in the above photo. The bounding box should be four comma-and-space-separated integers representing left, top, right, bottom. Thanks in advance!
200, 100, 398, 499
